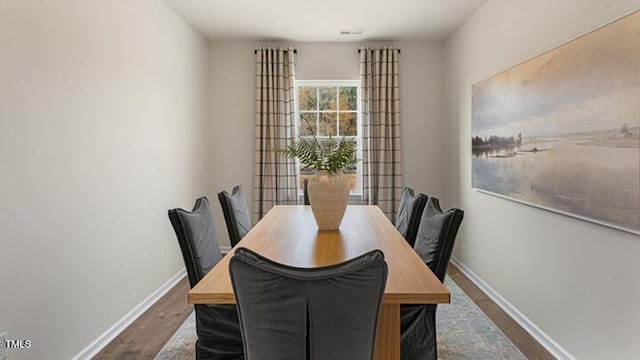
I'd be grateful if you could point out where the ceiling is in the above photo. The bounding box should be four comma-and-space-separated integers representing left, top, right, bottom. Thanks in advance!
163, 0, 486, 42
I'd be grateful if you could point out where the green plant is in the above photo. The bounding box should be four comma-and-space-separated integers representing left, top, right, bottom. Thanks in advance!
275, 119, 359, 174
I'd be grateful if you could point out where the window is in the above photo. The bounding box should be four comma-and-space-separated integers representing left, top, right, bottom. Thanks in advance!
295, 80, 361, 194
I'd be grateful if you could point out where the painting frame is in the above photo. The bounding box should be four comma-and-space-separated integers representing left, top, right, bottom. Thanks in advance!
471, 10, 640, 235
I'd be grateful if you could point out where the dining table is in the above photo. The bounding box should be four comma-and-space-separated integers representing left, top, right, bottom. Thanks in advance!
189, 205, 450, 360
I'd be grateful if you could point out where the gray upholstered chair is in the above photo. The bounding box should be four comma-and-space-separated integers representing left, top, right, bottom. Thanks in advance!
401, 197, 464, 360
218, 186, 252, 247
303, 178, 311, 205
229, 248, 388, 360
395, 187, 428, 247
168, 197, 243, 360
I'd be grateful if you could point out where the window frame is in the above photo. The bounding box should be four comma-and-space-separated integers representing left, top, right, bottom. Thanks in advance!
294, 79, 363, 195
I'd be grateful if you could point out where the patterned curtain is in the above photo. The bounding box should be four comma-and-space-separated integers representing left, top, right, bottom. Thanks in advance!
253, 47, 298, 222
359, 47, 402, 220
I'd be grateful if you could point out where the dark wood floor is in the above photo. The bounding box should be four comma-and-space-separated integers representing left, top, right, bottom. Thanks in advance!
95, 264, 554, 359
93, 277, 192, 360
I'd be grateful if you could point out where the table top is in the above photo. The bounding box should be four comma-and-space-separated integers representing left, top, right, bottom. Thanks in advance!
189, 205, 450, 304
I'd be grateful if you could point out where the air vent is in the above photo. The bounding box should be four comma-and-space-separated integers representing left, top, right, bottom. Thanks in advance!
339, 29, 363, 36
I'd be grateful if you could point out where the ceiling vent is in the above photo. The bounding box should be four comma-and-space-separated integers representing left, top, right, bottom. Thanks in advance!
339, 29, 363, 36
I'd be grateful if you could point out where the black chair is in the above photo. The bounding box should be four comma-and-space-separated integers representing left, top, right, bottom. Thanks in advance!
395, 187, 428, 247
303, 178, 311, 205
229, 247, 388, 360
168, 197, 244, 360
218, 186, 252, 247
401, 197, 464, 360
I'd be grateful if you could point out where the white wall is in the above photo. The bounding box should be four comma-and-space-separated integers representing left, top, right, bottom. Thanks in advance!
445, 1, 640, 359
0, 1, 210, 359
209, 41, 446, 246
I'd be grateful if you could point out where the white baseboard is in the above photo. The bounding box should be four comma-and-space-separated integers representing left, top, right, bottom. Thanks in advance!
72, 269, 187, 360
451, 257, 574, 360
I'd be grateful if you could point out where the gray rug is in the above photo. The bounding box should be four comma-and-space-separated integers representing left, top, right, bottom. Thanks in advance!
155, 277, 525, 359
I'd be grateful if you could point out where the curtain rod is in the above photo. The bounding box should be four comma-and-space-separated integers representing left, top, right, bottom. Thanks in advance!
358, 49, 401, 53
254, 49, 297, 54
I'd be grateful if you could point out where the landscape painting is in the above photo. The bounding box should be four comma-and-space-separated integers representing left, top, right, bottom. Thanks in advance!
471, 11, 640, 234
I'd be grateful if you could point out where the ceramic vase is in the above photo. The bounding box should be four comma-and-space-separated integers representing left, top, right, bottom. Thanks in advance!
307, 170, 350, 230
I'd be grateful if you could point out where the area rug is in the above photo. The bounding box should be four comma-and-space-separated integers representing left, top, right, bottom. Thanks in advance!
154, 277, 526, 359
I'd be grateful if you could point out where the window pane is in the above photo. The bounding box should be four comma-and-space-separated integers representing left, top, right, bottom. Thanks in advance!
299, 113, 317, 136
299, 87, 317, 111
339, 87, 357, 111
296, 81, 361, 195
319, 87, 337, 110
339, 112, 357, 136
318, 113, 337, 136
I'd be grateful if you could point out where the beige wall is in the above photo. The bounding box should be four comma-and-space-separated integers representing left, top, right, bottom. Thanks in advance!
7, 1, 634, 358
0, 0, 210, 358
445, 0, 640, 358
209, 41, 446, 246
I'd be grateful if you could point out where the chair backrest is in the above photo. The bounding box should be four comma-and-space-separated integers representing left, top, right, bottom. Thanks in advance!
303, 178, 310, 205
413, 197, 464, 282
168, 197, 223, 288
229, 248, 388, 360
395, 187, 428, 247
218, 185, 252, 247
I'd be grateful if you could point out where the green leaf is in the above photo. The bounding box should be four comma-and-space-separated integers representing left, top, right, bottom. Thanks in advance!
273, 133, 360, 174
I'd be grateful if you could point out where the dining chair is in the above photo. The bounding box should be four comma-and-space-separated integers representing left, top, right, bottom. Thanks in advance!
218, 185, 252, 247
168, 197, 244, 360
229, 247, 388, 360
303, 178, 311, 205
395, 187, 428, 247
401, 197, 464, 360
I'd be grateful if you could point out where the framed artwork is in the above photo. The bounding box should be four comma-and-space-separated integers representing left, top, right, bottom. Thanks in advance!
471, 10, 640, 234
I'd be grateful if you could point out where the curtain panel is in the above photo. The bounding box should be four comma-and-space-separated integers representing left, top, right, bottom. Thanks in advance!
253, 47, 298, 222
359, 47, 403, 220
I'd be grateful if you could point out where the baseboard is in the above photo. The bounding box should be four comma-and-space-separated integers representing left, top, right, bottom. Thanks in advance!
72, 269, 187, 360
451, 257, 575, 360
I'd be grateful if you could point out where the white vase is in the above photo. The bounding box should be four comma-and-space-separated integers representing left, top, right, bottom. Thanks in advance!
307, 170, 350, 231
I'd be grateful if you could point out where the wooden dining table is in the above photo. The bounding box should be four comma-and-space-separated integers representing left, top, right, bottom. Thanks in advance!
189, 205, 450, 360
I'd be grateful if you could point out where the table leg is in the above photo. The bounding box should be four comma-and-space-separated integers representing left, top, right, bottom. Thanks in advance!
374, 304, 400, 360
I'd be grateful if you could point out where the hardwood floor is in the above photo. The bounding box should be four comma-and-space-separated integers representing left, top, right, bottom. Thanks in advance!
95, 264, 554, 359
93, 277, 192, 360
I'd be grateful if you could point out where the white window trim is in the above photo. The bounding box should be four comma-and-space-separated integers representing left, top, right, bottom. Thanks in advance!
295, 80, 363, 196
